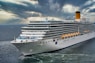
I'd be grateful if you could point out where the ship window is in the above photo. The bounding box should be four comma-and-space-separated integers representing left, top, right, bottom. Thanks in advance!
50, 26, 58, 27
53, 39, 55, 42
55, 42, 57, 45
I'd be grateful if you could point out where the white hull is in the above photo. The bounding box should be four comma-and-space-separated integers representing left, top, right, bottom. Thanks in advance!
12, 32, 95, 55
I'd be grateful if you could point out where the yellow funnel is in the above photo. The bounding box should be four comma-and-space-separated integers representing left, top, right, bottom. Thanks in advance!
75, 11, 81, 22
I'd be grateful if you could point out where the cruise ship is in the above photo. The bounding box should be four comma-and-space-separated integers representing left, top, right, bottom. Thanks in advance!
11, 11, 95, 55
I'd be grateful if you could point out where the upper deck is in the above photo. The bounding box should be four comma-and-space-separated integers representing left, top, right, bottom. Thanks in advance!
15, 20, 95, 42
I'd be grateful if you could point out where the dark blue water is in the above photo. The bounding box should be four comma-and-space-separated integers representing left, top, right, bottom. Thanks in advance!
0, 25, 95, 63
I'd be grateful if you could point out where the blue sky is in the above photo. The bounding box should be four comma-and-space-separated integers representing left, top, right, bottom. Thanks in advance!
0, 0, 95, 24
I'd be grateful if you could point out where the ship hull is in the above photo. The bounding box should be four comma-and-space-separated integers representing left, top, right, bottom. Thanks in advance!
12, 32, 95, 55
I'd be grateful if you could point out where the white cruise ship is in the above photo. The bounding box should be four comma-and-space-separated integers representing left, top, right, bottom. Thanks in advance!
11, 11, 95, 55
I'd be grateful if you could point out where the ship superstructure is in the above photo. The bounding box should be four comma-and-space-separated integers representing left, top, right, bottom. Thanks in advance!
11, 11, 95, 55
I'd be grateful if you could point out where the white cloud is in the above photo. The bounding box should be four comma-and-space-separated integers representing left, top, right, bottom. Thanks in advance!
82, 4, 95, 13
0, 0, 38, 6
50, 3, 60, 11
25, 11, 42, 16
48, 0, 60, 11
89, 4, 95, 9
0, 0, 28, 6
0, 10, 17, 21
84, 0, 93, 6
29, 0, 38, 5
82, 0, 95, 13
62, 4, 79, 13
0, 9, 27, 24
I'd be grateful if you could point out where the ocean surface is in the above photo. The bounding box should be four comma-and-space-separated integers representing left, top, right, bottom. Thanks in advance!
0, 25, 95, 63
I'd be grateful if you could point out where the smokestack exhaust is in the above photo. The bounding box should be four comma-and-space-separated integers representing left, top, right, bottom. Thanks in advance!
75, 11, 81, 22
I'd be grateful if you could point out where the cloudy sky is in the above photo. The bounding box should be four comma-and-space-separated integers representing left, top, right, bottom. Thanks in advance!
0, 0, 95, 24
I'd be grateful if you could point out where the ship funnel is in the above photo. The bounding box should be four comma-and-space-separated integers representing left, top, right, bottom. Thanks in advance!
75, 11, 81, 22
